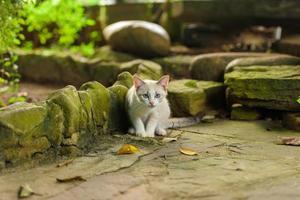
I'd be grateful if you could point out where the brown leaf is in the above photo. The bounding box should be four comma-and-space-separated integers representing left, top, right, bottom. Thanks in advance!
280, 137, 300, 146
56, 159, 74, 168
180, 147, 198, 156
162, 137, 178, 143
117, 144, 140, 155
56, 176, 86, 183
18, 184, 33, 198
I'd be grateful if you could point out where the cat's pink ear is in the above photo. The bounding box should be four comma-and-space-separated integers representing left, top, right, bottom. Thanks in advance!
133, 75, 145, 89
157, 75, 169, 90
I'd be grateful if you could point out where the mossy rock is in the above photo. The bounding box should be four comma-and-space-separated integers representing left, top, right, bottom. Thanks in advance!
0, 102, 54, 164
230, 104, 262, 121
197, 81, 226, 109
153, 55, 194, 79
167, 79, 225, 117
46, 86, 84, 137
16, 49, 64, 83
168, 80, 206, 117
60, 146, 82, 157
0, 102, 47, 135
93, 46, 137, 62
15, 49, 122, 87
113, 71, 133, 89
225, 65, 300, 111
0, 102, 47, 148
225, 55, 300, 72
108, 85, 129, 132
43, 102, 64, 146
120, 59, 163, 80
16, 49, 91, 86
80, 81, 110, 129
190, 52, 272, 81
78, 91, 96, 133
3, 140, 50, 165
77, 91, 98, 146
89, 60, 121, 86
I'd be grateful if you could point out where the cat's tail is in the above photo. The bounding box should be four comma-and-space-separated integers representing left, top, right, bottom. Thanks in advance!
167, 115, 202, 129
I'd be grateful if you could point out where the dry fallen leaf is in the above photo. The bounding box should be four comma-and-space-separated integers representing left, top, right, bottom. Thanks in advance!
180, 147, 198, 156
117, 144, 140, 155
280, 137, 300, 146
56, 176, 86, 183
56, 159, 74, 168
18, 184, 33, 198
162, 137, 178, 143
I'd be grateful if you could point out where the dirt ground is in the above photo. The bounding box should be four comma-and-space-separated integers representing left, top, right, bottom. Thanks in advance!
19, 82, 64, 102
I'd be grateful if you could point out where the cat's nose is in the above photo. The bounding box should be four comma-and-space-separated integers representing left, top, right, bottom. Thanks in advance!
149, 101, 154, 106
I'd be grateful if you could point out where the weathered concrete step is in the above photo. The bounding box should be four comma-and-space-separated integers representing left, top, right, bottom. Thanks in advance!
167, 79, 225, 117
225, 65, 300, 111
190, 52, 280, 82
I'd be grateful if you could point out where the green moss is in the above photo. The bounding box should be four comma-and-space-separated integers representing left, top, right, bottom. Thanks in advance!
231, 104, 261, 121
168, 79, 225, 116
108, 85, 129, 132
153, 55, 194, 78
168, 80, 206, 117
93, 46, 136, 62
120, 59, 162, 80
0, 102, 47, 134
89, 61, 121, 86
225, 65, 300, 111
43, 102, 64, 146
47, 86, 83, 137
3, 136, 51, 164
113, 71, 133, 89
80, 81, 110, 129
184, 80, 198, 88
60, 146, 82, 157
225, 55, 300, 72
78, 91, 96, 133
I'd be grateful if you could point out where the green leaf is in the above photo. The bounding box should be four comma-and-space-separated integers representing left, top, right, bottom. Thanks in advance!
8, 96, 27, 105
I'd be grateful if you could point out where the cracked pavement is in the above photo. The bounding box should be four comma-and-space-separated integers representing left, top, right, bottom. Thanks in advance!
1, 119, 300, 200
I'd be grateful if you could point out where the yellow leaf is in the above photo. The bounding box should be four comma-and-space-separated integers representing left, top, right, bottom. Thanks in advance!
180, 147, 198, 156
117, 144, 140, 155
162, 137, 177, 143
18, 184, 33, 198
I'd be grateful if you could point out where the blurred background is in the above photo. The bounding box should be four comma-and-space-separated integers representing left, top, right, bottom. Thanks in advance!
1, 0, 300, 105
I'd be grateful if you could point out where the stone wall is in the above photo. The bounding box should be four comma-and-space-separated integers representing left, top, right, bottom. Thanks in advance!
0, 73, 132, 167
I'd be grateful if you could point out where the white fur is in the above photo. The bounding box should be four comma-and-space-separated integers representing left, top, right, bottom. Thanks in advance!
125, 76, 170, 137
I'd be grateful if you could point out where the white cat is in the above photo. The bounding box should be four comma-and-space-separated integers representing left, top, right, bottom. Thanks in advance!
126, 75, 200, 137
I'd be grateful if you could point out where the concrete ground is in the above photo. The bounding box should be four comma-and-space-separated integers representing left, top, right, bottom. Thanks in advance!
1, 119, 300, 200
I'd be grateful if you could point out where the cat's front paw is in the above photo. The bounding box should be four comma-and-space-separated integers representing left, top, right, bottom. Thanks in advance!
139, 132, 154, 138
128, 127, 135, 134
155, 128, 167, 136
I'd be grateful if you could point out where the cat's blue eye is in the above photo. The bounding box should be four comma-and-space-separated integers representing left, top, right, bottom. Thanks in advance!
155, 93, 161, 98
142, 94, 149, 98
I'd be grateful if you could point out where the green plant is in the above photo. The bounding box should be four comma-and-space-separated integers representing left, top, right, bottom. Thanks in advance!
0, 0, 23, 53
21, 0, 99, 56
0, 52, 22, 107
